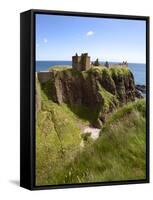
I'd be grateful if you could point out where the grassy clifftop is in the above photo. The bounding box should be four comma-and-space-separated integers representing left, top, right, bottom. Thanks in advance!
36, 66, 145, 186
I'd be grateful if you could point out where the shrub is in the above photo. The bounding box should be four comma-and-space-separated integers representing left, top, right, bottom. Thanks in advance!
93, 58, 100, 66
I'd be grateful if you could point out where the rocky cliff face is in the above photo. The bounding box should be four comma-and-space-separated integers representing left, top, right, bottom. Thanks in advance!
37, 66, 136, 126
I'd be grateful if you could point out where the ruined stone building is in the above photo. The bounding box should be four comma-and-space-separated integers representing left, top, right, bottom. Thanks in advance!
72, 53, 91, 71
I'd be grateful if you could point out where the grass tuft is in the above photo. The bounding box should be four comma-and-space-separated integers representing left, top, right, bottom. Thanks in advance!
45, 100, 146, 185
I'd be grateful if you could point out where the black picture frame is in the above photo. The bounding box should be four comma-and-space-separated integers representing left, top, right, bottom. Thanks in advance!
20, 9, 150, 190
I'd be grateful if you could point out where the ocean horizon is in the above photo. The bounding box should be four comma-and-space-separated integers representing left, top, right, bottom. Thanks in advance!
36, 60, 146, 85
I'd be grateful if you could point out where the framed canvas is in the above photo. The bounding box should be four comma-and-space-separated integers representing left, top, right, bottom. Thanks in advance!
20, 9, 150, 190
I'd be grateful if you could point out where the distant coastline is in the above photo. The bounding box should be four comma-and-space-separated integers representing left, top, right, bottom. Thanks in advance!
36, 60, 145, 65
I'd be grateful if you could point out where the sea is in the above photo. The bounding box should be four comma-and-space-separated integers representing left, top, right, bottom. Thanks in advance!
36, 61, 146, 85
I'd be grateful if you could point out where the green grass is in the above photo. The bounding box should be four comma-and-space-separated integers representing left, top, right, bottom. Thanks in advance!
97, 82, 119, 113
109, 66, 130, 76
36, 67, 146, 186
45, 99, 146, 185
103, 99, 145, 127
36, 82, 86, 185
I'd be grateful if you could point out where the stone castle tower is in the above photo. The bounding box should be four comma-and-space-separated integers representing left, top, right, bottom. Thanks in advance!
72, 53, 91, 71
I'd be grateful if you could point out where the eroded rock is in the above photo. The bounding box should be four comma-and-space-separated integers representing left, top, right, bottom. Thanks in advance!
37, 67, 137, 127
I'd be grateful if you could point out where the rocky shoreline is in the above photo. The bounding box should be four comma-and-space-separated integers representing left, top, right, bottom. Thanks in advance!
136, 84, 146, 93
135, 84, 146, 98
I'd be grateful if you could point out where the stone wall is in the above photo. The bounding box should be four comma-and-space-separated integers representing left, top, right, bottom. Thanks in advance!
37, 72, 51, 83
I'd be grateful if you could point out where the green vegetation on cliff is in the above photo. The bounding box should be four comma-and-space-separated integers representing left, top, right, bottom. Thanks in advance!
48, 99, 146, 184
36, 66, 145, 186
41, 66, 135, 125
36, 87, 83, 185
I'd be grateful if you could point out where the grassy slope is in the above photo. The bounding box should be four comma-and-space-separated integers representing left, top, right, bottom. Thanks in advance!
49, 99, 146, 184
36, 67, 146, 185
36, 88, 83, 185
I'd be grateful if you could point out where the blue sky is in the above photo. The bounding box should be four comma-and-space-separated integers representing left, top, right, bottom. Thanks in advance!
36, 14, 146, 63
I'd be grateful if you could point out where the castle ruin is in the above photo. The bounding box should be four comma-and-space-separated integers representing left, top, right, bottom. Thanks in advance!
37, 53, 129, 84
72, 53, 91, 71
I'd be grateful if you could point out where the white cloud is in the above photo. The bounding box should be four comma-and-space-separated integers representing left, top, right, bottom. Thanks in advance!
43, 38, 48, 43
86, 31, 94, 36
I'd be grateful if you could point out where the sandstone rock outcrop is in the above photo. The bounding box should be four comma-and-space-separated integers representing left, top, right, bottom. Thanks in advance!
37, 66, 137, 126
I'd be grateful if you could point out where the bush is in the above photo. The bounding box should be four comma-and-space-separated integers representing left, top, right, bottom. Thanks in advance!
93, 58, 100, 66
105, 61, 109, 68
